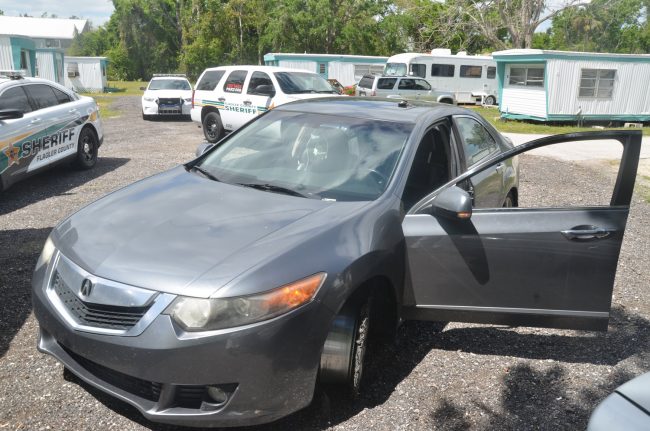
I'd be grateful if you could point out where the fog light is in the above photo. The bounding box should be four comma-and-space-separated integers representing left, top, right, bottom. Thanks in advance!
207, 385, 228, 404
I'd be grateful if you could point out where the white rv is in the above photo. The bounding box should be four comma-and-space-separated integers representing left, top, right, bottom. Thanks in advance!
384, 50, 498, 105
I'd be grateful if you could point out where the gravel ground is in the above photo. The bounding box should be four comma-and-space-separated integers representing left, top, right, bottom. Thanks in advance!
1, 97, 649, 430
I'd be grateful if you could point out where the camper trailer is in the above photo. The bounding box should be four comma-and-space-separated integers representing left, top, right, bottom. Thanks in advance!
384, 49, 498, 105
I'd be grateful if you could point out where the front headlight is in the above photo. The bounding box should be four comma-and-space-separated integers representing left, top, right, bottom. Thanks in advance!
165, 273, 326, 331
35, 235, 55, 272
143, 96, 156, 102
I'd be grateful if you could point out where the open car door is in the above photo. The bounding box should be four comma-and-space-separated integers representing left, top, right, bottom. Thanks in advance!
402, 131, 641, 331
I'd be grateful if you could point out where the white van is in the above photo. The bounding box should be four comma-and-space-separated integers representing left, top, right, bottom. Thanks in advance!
384, 50, 498, 105
191, 66, 338, 142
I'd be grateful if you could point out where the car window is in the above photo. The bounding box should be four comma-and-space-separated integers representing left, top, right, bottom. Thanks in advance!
198, 111, 413, 202
0, 86, 32, 113
398, 79, 416, 90
148, 79, 191, 90
455, 117, 500, 166
358, 76, 375, 89
414, 79, 431, 90
377, 78, 396, 90
273, 72, 335, 94
196, 70, 225, 91
23, 84, 59, 110
223, 70, 248, 94
51, 87, 72, 104
247, 72, 275, 96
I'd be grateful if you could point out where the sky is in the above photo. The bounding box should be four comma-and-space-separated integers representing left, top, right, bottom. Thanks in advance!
0, 0, 115, 26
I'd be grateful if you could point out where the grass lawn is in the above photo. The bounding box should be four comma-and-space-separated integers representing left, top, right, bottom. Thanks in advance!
81, 81, 147, 118
469, 106, 650, 136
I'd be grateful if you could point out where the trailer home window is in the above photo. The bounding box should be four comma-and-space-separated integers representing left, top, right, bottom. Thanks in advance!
460, 65, 482, 78
509, 67, 544, 87
431, 64, 455, 77
410, 64, 426, 78
579, 69, 615, 98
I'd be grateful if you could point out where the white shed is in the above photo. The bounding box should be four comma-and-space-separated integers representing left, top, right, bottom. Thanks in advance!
64, 56, 108, 92
493, 49, 650, 122
264, 53, 387, 86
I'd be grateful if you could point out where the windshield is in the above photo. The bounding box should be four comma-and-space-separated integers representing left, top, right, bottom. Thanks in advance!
148, 79, 191, 90
384, 63, 408, 76
196, 111, 412, 201
273, 72, 338, 94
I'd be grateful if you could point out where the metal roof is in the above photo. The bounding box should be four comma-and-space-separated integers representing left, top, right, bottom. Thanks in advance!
0, 16, 88, 40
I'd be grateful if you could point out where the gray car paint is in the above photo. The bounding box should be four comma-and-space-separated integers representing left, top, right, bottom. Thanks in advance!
588, 372, 650, 431
33, 98, 641, 427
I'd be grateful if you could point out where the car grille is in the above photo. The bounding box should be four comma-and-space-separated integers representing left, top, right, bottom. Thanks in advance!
158, 97, 182, 114
61, 343, 162, 402
61, 343, 208, 409
52, 271, 150, 331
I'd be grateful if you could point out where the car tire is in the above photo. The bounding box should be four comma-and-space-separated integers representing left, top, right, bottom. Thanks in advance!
73, 127, 99, 170
319, 299, 371, 396
484, 95, 497, 106
203, 111, 224, 143
503, 191, 516, 208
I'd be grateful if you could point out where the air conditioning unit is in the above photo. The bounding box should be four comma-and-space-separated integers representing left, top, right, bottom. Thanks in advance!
67, 63, 79, 78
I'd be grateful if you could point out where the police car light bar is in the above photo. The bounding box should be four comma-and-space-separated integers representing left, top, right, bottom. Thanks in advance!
152, 74, 187, 78
0, 70, 26, 80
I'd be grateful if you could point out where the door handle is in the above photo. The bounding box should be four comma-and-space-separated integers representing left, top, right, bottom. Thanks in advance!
243, 100, 252, 106
68, 108, 78, 113
218, 97, 226, 102
495, 162, 504, 172
30, 118, 42, 124
561, 226, 614, 241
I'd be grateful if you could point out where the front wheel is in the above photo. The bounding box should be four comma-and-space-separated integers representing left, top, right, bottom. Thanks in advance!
319, 300, 371, 396
503, 191, 516, 208
203, 111, 224, 143
73, 127, 98, 170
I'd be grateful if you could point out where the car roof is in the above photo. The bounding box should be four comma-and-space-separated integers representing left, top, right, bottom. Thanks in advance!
0, 76, 73, 92
203, 65, 318, 75
150, 76, 189, 80
276, 97, 473, 124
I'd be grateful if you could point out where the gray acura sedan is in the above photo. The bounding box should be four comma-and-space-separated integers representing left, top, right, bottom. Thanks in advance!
32, 98, 641, 427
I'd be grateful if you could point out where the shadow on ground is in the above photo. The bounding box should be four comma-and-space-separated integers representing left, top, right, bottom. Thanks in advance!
0, 157, 130, 216
0, 227, 52, 358
64, 307, 650, 430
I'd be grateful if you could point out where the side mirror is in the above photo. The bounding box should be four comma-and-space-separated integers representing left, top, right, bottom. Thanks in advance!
139, 86, 146, 91
431, 186, 472, 220
254, 85, 276, 97
0, 109, 24, 120
196, 142, 215, 157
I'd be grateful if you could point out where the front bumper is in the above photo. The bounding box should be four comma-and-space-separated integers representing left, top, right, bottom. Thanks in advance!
142, 100, 191, 116
33, 262, 332, 427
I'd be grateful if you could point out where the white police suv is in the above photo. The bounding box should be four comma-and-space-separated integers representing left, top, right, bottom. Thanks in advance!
141, 74, 193, 120
0, 73, 103, 191
191, 66, 338, 142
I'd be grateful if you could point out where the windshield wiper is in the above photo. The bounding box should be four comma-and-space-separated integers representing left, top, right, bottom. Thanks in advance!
190, 165, 220, 182
236, 182, 312, 198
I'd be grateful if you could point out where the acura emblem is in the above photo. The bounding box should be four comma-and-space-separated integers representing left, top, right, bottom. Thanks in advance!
80, 279, 93, 297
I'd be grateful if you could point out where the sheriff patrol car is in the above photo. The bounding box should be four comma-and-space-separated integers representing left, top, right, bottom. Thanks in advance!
0, 73, 103, 191
191, 66, 339, 142
141, 74, 193, 120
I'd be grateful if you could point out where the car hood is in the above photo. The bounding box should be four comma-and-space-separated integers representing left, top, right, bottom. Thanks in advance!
53, 166, 351, 297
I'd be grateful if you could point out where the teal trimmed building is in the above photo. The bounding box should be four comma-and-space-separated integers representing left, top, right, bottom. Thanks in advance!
264, 53, 388, 86
493, 49, 650, 122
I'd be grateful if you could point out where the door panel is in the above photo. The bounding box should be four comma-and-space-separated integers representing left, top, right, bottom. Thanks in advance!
402, 131, 642, 331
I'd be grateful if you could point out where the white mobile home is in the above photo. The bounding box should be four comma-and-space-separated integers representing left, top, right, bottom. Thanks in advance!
264, 53, 387, 86
493, 49, 650, 122
64, 56, 108, 92
384, 50, 498, 104
0, 36, 65, 85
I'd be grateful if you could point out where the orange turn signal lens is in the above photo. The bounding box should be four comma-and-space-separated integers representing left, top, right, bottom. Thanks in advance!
264, 273, 326, 310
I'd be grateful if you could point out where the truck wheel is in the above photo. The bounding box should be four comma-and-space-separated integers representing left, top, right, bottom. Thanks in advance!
203, 112, 224, 143
319, 300, 371, 396
484, 95, 496, 106
73, 127, 98, 170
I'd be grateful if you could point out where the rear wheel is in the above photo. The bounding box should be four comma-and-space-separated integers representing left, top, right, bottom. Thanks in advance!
503, 191, 516, 208
484, 95, 497, 106
203, 111, 224, 143
73, 127, 98, 170
320, 300, 371, 396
